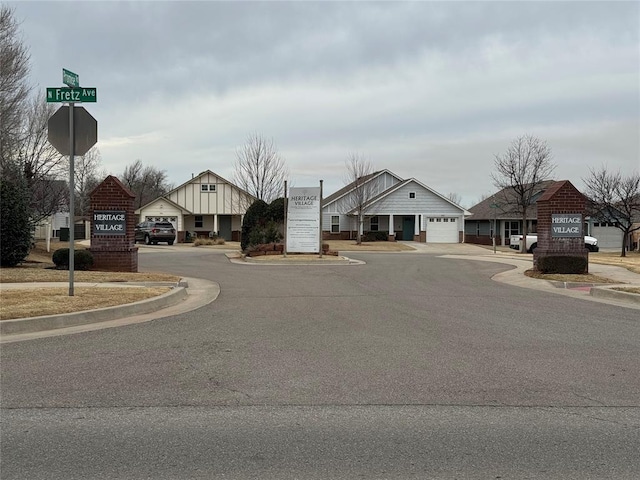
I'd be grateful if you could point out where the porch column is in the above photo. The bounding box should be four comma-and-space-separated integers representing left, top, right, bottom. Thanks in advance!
388, 214, 395, 240
213, 214, 218, 234
414, 215, 420, 236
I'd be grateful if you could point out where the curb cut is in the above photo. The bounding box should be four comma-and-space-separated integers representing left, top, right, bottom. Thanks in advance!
0, 284, 188, 336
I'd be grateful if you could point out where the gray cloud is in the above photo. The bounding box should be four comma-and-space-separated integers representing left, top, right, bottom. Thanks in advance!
10, 0, 639, 207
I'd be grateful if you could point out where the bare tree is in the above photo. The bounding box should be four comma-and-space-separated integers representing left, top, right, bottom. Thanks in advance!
342, 152, 376, 245
233, 133, 288, 204
11, 94, 68, 225
72, 147, 105, 216
0, 5, 31, 165
447, 192, 462, 206
583, 166, 640, 257
121, 159, 172, 209
492, 135, 555, 252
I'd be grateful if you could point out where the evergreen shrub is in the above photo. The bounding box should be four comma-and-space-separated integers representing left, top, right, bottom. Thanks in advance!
52, 248, 94, 270
537, 255, 587, 274
0, 176, 32, 267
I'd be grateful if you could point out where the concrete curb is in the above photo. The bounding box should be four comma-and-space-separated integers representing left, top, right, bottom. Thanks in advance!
0, 283, 188, 336
590, 286, 640, 305
227, 253, 357, 265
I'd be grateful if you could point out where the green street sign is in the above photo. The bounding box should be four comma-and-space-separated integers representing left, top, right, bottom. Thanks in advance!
46, 87, 97, 103
63, 68, 79, 88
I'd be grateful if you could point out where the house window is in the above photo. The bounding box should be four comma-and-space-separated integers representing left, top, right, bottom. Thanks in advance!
370, 216, 379, 231
201, 184, 216, 192
195, 215, 203, 228
505, 221, 520, 240
429, 218, 434, 222
331, 215, 340, 233
443, 218, 449, 222
409, 192, 416, 199
436, 218, 441, 222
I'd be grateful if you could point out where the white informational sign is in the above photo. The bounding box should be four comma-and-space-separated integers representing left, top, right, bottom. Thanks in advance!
287, 187, 321, 253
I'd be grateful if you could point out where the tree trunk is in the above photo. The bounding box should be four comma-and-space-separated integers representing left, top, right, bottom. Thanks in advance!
521, 209, 528, 253
621, 230, 628, 257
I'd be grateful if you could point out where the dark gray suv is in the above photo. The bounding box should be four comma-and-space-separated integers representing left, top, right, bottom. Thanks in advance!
135, 221, 176, 245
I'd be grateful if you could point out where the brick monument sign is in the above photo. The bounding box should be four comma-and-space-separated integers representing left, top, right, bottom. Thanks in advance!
89, 175, 138, 272
533, 180, 588, 274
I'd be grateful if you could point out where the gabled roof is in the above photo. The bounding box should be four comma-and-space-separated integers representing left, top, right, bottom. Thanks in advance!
135, 196, 191, 215
467, 180, 556, 221
165, 169, 255, 200
322, 169, 403, 207
353, 177, 470, 216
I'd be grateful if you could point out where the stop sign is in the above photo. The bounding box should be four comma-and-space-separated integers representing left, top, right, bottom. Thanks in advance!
48, 106, 98, 156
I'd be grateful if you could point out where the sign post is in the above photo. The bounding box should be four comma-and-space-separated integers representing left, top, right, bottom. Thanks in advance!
490, 201, 500, 254
46, 69, 98, 296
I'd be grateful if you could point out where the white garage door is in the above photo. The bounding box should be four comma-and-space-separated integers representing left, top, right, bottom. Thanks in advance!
592, 225, 622, 249
426, 217, 459, 243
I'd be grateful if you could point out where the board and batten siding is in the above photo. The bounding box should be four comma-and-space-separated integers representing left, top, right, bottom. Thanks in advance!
166, 172, 251, 215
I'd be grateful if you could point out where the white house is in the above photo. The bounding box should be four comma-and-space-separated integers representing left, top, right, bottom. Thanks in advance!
322, 170, 470, 242
135, 170, 255, 242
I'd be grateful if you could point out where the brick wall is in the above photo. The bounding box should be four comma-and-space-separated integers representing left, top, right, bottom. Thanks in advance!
533, 180, 588, 273
89, 176, 138, 272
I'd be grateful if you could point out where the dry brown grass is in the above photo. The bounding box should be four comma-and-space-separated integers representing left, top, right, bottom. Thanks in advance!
0, 286, 170, 320
589, 251, 640, 274
325, 240, 415, 252
0, 240, 181, 284
524, 270, 619, 284
612, 287, 640, 295
0, 241, 181, 321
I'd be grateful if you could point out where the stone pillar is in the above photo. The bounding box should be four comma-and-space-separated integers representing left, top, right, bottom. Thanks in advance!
89, 175, 138, 272
533, 180, 588, 273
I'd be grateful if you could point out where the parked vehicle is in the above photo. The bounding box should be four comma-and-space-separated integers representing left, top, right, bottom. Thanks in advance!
135, 221, 176, 245
509, 234, 599, 253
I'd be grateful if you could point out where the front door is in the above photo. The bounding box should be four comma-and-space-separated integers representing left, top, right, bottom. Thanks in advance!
218, 216, 232, 241
402, 216, 414, 241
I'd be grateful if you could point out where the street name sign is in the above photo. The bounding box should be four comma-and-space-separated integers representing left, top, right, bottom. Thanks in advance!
63, 68, 79, 88
47, 87, 97, 103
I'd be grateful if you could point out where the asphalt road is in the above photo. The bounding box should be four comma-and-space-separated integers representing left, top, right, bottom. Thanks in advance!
2, 247, 639, 479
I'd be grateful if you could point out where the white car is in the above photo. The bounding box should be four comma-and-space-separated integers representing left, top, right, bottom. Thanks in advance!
509, 234, 599, 253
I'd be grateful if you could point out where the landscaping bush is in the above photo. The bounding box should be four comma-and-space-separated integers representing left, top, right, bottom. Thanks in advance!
52, 248, 94, 270
0, 175, 32, 267
193, 238, 226, 246
363, 231, 388, 242
537, 255, 587, 274
268, 197, 285, 223
241, 200, 269, 251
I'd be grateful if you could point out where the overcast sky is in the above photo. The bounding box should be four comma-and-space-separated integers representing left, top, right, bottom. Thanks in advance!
10, 0, 640, 207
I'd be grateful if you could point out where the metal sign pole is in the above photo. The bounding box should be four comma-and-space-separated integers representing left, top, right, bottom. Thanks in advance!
319, 179, 323, 258
68, 102, 75, 296
283, 180, 288, 258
